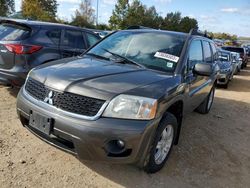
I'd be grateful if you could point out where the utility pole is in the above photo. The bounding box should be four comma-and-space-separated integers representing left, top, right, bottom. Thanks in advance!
96, 0, 99, 26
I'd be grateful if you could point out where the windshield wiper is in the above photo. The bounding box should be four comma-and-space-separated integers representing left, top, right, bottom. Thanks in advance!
86, 52, 110, 61
102, 48, 145, 69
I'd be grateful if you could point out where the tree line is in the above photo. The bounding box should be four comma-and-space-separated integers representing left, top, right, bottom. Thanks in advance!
0, 0, 239, 40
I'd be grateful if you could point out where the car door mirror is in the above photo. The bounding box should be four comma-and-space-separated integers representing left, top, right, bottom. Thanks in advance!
193, 63, 213, 76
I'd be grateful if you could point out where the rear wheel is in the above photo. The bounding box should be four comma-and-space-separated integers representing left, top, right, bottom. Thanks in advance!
144, 113, 177, 173
196, 86, 215, 114
238, 66, 241, 73
223, 81, 229, 89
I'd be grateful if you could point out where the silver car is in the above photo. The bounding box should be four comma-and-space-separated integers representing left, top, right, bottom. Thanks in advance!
231, 52, 243, 73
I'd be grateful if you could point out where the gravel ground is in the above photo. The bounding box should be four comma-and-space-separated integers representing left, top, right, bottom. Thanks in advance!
0, 66, 250, 188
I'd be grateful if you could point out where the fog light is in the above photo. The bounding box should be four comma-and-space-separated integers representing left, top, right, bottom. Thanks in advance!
105, 139, 126, 155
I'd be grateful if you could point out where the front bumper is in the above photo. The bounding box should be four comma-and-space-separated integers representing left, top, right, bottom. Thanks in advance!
16, 87, 159, 166
217, 73, 230, 85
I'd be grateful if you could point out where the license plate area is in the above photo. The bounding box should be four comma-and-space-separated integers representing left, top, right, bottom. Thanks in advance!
29, 111, 53, 135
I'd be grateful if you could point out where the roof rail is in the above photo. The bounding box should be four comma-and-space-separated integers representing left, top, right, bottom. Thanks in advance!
126, 25, 154, 30
189, 27, 213, 39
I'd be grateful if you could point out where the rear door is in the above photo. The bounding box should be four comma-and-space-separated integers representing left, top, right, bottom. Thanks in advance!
186, 39, 209, 111
26, 26, 62, 67
60, 29, 87, 58
0, 22, 31, 69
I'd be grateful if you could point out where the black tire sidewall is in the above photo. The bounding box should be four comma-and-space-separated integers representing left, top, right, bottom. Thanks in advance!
206, 86, 215, 111
144, 113, 177, 173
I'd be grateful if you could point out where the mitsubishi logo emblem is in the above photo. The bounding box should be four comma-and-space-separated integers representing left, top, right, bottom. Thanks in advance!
44, 91, 54, 105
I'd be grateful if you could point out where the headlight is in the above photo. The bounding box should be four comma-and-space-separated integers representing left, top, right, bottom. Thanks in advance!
103, 94, 157, 120
25, 68, 35, 84
221, 68, 231, 73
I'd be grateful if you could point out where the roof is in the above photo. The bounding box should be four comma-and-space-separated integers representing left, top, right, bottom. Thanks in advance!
0, 18, 89, 30
218, 49, 232, 54
222, 46, 244, 49
121, 29, 189, 38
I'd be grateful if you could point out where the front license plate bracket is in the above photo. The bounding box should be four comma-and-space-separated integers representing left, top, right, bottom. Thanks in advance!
29, 111, 52, 135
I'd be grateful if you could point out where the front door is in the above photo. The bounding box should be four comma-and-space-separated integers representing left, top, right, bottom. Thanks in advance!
185, 39, 208, 112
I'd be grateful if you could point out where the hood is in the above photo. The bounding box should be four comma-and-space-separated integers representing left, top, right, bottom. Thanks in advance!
30, 56, 176, 100
218, 61, 231, 70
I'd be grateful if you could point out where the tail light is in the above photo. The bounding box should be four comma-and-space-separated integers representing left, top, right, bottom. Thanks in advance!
4, 44, 42, 55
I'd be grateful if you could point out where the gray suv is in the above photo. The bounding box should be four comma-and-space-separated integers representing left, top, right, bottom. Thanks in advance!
0, 19, 100, 86
17, 29, 219, 173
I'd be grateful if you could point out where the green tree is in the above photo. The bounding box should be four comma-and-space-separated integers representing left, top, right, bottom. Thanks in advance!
179, 16, 198, 33
109, 0, 162, 29
96, 24, 110, 30
160, 12, 198, 33
211, 32, 238, 41
109, 0, 199, 32
71, 0, 95, 28
39, 0, 57, 18
0, 0, 15, 16
161, 12, 182, 31
109, 0, 129, 29
22, 0, 58, 21
126, 1, 161, 28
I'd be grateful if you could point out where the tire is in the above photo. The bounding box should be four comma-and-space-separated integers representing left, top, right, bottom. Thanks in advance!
223, 81, 229, 89
196, 86, 215, 114
238, 66, 241, 73
144, 113, 177, 173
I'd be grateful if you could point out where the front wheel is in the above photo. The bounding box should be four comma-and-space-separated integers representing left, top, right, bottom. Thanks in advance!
144, 113, 177, 173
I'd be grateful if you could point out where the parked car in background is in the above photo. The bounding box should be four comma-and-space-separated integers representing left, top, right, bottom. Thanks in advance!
0, 19, 101, 87
88, 29, 113, 38
221, 46, 247, 68
217, 50, 233, 88
213, 39, 224, 47
230, 52, 239, 75
245, 46, 250, 62
97, 31, 113, 38
231, 52, 242, 73
17, 28, 219, 173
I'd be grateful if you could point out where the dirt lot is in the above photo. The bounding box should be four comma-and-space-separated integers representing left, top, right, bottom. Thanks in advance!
0, 66, 250, 188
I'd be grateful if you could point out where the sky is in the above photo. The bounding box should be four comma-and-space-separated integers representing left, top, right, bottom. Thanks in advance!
14, 0, 250, 37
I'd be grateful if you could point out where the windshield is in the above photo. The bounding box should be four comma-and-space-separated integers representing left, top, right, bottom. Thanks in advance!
218, 52, 230, 61
0, 23, 31, 41
87, 31, 186, 73
222, 47, 244, 53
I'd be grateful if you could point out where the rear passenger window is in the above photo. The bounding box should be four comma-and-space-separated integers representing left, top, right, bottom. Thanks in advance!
188, 40, 203, 70
63, 30, 85, 49
210, 43, 218, 61
46, 29, 61, 45
86, 33, 99, 47
202, 41, 212, 63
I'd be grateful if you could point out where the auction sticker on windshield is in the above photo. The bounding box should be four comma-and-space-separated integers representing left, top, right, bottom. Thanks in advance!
154, 52, 179, 63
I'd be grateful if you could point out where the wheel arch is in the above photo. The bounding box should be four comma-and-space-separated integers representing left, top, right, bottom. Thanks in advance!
159, 98, 184, 145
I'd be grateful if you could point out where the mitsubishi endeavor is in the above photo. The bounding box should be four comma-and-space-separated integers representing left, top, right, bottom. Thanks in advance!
17, 29, 219, 173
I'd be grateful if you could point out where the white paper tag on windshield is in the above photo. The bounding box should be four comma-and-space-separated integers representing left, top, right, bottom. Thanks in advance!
154, 52, 179, 63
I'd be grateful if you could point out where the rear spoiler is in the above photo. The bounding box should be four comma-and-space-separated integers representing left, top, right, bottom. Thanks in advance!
0, 19, 32, 31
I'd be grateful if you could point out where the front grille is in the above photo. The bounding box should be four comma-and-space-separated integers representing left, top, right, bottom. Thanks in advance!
25, 78, 105, 117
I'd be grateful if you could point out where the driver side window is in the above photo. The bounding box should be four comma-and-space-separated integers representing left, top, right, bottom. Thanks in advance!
188, 40, 203, 71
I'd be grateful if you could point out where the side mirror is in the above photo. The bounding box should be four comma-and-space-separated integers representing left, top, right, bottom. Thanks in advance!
193, 63, 213, 76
